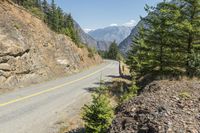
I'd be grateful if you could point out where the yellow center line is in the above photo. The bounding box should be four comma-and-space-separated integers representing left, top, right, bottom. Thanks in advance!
0, 64, 111, 108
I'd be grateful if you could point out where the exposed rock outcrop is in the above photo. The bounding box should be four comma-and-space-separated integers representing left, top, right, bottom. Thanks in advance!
110, 80, 200, 133
0, 1, 102, 91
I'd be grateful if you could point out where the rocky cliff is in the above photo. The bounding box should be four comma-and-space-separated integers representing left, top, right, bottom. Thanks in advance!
0, 1, 102, 91
110, 80, 200, 132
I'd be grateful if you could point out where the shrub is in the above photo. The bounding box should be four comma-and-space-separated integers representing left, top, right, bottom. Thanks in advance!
179, 91, 191, 99
13, 23, 20, 29
120, 83, 139, 103
82, 94, 114, 133
87, 47, 97, 58
188, 51, 200, 77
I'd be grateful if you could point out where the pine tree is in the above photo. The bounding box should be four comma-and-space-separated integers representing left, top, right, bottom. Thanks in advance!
127, 1, 184, 77
50, 0, 59, 31
177, 0, 200, 76
56, 7, 64, 32
82, 94, 114, 133
65, 14, 80, 44
42, 0, 50, 24
127, 27, 150, 77
107, 41, 119, 60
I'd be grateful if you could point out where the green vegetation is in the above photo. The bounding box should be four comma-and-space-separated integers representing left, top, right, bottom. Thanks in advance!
107, 41, 119, 60
82, 86, 114, 133
81, 76, 139, 132
12, 0, 80, 45
179, 91, 191, 99
87, 47, 97, 58
127, 0, 200, 79
120, 80, 138, 103
13, 23, 20, 29
98, 41, 122, 61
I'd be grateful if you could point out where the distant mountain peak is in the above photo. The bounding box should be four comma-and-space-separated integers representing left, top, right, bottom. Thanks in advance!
88, 25, 132, 45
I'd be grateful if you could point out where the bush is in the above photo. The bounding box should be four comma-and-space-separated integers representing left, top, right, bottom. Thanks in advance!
188, 51, 200, 77
82, 94, 114, 133
13, 23, 20, 29
87, 47, 97, 58
29, 7, 44, 19
120, 83, 139, 103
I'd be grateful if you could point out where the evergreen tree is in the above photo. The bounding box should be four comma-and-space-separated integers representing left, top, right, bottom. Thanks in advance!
65, 14, 80, 44
50, 0, 59, 31
127, 1, 184, 77
177, 0, 200, 76
42, 0, 50, 24
107, 41, 119, 60
56, 7, 64, 32
82, 94, 114, 133
127, 27, 150, 77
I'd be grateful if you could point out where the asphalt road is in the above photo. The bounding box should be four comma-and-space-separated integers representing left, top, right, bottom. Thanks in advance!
0, 60, 119, 133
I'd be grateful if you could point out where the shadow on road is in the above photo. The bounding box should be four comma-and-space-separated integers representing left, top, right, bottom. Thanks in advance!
66, 128, 85, 133
83, 81, 113, 93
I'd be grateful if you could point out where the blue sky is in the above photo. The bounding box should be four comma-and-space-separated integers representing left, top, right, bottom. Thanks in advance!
52, 0, 163, 31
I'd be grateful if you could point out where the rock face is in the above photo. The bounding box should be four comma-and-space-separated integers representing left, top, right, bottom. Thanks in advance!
0, 1, 102, 91
110, 80, 200, 133
96, 41, 110, 51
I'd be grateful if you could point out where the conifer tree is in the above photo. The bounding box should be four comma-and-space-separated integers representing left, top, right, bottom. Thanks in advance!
50, 0, 59, 31
107, 41, 119, 60
65, 14, 80, 44
177, 0, 200, 76
82, 93, 114, 133
127, 1, 184, 77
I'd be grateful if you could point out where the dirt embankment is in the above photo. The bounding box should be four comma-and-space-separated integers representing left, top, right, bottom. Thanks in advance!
110, 80, 200, 133
0, 1, 102, 92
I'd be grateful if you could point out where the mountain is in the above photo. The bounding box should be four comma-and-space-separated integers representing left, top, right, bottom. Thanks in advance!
0, 1, 102, 90
118, 21, 144, 54
73, 21, 99, 49
88, 26, 132, 50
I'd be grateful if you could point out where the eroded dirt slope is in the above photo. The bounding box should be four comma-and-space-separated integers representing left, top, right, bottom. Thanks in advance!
0, 1, 102, 91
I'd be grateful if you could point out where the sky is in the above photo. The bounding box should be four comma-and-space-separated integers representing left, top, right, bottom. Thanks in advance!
52, 0, 163, 32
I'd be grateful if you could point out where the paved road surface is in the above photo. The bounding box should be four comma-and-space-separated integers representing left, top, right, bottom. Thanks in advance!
0, 60, 119, 133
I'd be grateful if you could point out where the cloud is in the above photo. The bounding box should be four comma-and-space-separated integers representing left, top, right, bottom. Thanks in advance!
84, 28, 93, 33
110, 23, 118, 27
122, 20, 137, 27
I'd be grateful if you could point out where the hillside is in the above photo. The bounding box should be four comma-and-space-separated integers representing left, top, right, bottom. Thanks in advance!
119, 21, 143, 54
0, 1, 102, 91
73, 21, 99, 49
110, 80, 200, 132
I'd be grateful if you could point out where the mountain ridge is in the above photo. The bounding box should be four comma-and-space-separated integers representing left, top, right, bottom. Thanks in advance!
88, 25, 133, 51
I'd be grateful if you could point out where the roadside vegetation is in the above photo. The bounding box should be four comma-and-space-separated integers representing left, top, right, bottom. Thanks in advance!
127, 0, 200, 79
98, 41, 123, 61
